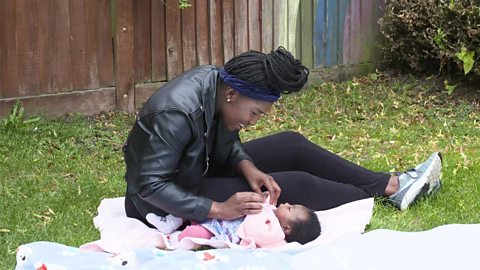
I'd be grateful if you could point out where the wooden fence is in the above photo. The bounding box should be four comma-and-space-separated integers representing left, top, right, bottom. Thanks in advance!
0, 0, 385, 117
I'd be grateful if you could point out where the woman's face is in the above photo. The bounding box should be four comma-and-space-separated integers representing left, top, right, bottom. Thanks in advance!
220, 88, 274, 132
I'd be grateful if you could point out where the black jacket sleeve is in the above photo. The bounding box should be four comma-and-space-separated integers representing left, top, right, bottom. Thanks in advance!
129, 110, 212, 222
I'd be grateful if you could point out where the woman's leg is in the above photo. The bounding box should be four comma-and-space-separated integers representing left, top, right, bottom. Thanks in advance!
199, 171, 371, 210
242, 131, 390, 196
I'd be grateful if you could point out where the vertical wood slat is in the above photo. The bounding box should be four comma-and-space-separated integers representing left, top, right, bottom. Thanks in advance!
69, 0, 87, 90
349, 0, 361, 64
16, 0, 40, 96
287, 0, 300, 57
85, 0, 100, 88
234, 0, 248, 55
248, 0, 261, 51
0, 1, 5, 98
343, 0, 352, 64
3, 0, 18, 98
115, 0, 135, 112
37, 0, 54, 93
98, 0, 114, 87
210, 0, 224, 65
300, 0, 314, 67
326, 0, 338, 66
151, 0, 167, 81
134, 0, 151, 83
222, 0, 235, 61
182, 1, 197, 70
55, 0, 73, 92
165, 0, 183, 79
360, 0, 374, 63
273, 1, 288, 49
314, 0, 325, 67
196, 0, 209, 65
338, 0, 348, 65
261, 0, 274, 53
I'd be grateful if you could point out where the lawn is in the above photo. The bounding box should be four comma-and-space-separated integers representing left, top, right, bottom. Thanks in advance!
1, 74, 479, 269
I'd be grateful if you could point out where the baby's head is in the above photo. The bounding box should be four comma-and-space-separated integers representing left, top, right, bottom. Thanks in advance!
274, 203, 321, 244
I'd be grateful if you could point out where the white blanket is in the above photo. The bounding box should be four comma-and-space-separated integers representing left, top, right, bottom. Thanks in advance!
80, 197, 375, 253
291, 223, 480, 270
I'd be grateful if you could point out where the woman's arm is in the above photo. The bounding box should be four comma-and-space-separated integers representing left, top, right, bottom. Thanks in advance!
127, 110, 212, 221
236, 160, 281, 206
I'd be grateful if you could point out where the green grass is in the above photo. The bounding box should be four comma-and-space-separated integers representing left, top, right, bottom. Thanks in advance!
1, 75, 479, 268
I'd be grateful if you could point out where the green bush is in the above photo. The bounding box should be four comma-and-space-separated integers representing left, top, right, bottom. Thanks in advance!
379, 0, 480, 77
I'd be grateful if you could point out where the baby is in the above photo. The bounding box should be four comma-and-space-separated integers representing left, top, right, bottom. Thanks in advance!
147, 200, 321, 248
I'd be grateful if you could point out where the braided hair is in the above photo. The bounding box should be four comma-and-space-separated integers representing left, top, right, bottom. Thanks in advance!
223, 47, 309, 96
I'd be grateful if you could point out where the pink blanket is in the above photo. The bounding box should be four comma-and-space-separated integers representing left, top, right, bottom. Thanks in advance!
80, 197, 374, 253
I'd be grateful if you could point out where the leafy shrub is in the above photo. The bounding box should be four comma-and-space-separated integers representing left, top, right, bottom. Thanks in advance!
379, 0, 480, 77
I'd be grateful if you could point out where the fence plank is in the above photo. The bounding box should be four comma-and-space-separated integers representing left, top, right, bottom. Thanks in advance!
182, 1, 197, 70
360, 0, 374, 63
273, 1, 287, 50
337, 0, 348, 65
222, 0, 235, 61
134, 0, 152, 83
84, 0, 100, 88
0, 1, 9, 97
97, 0, 114, 86
166, 0, 183, 79
16, 0, 40, 96
210, 0, 224, 65
0, 2, 4, 98
115, 0, 135, 111
54, 0, 73, 92
326, 0, 338, 66
287, 0, 300, 56
314, 0, 326, 67
300, 0, 314, 67
2, 0, 17, 98
69, 0, 87, 90
248, 0, 261, 51
0, 88, 116, 117
348, 0, 361, 64
151, 0, 167, 81
234, 0, 248, 55
37, 0, 54, 94
196, 0, 209, 65
343, 0, 352, 64
261, 0, 273, 53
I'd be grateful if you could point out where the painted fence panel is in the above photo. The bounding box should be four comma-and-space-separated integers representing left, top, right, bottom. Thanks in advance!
0, 0, 114, 98
1, 0, 385, 117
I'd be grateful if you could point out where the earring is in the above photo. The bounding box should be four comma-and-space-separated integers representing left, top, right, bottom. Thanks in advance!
227, 98, 231, 103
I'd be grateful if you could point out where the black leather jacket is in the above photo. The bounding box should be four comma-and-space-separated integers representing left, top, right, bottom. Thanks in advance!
123, 66, 251, 222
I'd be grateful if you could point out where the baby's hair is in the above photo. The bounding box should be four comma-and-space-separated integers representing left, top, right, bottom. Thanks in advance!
285, 207, 321, 245
223, 47, 309, 96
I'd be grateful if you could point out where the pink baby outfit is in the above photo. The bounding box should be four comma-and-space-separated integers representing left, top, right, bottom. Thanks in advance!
178, 199, 287, 248
236, 202, 287, 248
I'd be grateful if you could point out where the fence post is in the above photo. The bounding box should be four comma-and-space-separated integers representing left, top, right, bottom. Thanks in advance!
114, 0, 135, 112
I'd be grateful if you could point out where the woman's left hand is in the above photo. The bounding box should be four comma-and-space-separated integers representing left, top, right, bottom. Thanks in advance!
238, 160, 281, 205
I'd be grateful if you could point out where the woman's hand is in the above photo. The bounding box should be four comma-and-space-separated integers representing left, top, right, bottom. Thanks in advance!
237, 160, 281, 206
209, 192, 265, 220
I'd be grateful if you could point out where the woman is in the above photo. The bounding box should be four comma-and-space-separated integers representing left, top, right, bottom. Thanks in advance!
123, 47, 442, 226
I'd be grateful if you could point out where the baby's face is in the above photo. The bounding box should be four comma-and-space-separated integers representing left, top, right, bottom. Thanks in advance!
273, 203, 308, 233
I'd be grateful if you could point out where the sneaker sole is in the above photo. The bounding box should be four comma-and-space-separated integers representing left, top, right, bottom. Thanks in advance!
399, 153, 442, 210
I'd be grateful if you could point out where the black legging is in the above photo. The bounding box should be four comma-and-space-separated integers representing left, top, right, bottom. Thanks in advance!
199, 131, 390, 210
